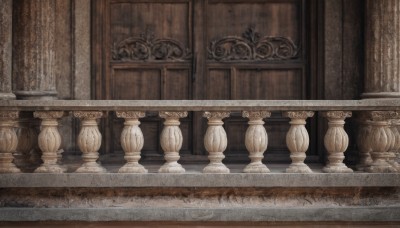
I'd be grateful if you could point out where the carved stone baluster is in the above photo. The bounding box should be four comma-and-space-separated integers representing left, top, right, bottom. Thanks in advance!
203, 111, 230, 173
389, 119, 400, 172
322, 111, 353, 173
14, 115, 38, 172
283, 111, 314, 173
242, 111, 271, 173
366, 111, 397, 173
116, 111, 147, 173
73, 111, 106, 173
355, 117, 373, 171
392, 119, 400, 170
0, 111, 20, 173
158, 111, 188, 173
33, 111, 64, 173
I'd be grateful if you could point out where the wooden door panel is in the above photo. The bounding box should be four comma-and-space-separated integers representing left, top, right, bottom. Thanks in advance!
112, 68, 162, 100
206, 0, 301, 47
235, 69, 303, 100
163, 69, 191, 100
207, 69, 231, 99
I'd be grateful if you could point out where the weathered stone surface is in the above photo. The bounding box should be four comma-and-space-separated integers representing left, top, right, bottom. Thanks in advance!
0, 187, 399, 221
0, 0, 15, 100
73, 0, 91, 100
0, 207, 399, 222
363, 0, 400, 98
13, 0, 58, 100
0, 173, 399, 188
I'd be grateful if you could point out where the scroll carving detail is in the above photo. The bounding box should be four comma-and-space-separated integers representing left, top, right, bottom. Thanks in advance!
112, 28, 191, 61
208, 26, 299, 61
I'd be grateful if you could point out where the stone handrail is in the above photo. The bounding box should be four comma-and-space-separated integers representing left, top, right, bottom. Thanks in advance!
0, 99, 399, 174
0, 99, 400, 111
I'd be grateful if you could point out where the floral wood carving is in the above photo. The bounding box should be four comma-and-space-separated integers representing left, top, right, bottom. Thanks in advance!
208, 26, 299, 61
112, 28, 191, 61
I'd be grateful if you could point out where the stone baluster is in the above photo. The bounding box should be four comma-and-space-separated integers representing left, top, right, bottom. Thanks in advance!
0, 111, 20, 173
33, 111, 64, 173
203, 111, 230, 173
392, 119, 400, 170
389, 119, 400, 172
355, 117, 373, 171
242, 111, 271, 173
158, 111, 188, 173
322, 111, 353, 173
116, 111, 147, 173
73, 111, 106, 173
366, 111, 397, 173
14, 114, 38, 171
283, 111, 314, 173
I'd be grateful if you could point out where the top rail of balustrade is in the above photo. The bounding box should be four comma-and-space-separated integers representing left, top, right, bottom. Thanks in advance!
0, 99, 399, 112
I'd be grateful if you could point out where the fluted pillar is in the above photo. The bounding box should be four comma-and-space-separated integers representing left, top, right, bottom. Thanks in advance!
242, 111, 271, 173
283, 111, 314, 173
33, 111, 64, 173
363, 0, 400, 98
0, 111, 20, 173
0, 0, 15, 100
73, 111, 106, 173
203, 111, 230, 173
322, 111, 353, 173
12, 0, 57, 100
116, 111, 147, 173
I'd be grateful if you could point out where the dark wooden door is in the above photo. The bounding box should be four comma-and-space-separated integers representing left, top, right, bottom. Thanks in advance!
93, 0, 317, 163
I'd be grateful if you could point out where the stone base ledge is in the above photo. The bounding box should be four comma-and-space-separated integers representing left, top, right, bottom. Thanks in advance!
0, 173, 399, 188
0, 207, 399, 222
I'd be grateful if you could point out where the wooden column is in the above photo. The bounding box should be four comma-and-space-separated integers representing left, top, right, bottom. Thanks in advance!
203, 111, 230, 173
116, 111, 147, 173
283, 111, 314, 173
322, 111, 353, 173
0, 0, 15, 100
242, 111, 271, 173
73, 111, 106, 173
12, 0, 57, 100
0, 111, 20, 173
363, 0, 400, 98
33, 111, 64, 173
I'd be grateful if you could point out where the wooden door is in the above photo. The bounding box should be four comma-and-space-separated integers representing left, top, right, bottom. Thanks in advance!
93, 0, 317, 163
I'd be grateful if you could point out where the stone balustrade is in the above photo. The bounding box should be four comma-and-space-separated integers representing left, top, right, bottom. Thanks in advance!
0, 100, 400, 174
